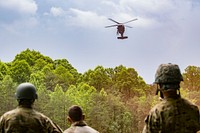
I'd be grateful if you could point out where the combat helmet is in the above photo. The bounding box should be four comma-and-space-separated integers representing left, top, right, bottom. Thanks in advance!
155, 63, 183, 84
15, 83, 38, 100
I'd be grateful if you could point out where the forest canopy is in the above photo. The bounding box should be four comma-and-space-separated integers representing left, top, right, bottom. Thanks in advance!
0, 49, 200, 133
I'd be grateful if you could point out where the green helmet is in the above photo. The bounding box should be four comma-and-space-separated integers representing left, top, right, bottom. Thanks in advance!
15, 83, 38, 100
154, 63, 183, 84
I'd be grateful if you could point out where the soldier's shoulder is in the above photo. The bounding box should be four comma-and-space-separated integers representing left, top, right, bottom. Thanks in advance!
151, 100, 166, 111
181, 98, 199, 110
181, 98, 196, 105
148, 100, 174, 116
32, 110, 51, 120
63, 126, 75, 133
2, 108, 18, 117
0, 108, 19, 122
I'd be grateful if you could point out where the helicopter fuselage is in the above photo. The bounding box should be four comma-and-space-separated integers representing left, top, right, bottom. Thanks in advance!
117, 25, 125, 37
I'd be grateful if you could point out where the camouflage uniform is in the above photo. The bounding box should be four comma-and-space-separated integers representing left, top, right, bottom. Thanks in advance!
0, 82, 63, 133
0, 106, 63, 133
63, 121, 99, 133
142, 97, 200, 133
143, 63, 200, 133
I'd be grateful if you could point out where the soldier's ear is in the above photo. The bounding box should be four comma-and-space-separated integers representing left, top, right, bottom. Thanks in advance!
35, 94, 38, 99
82, 114, 85, 120
67, 116, 73, 124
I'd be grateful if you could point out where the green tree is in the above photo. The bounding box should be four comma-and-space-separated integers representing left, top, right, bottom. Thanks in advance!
80, 66, 111, 91
54, 59, 80, 82
54, 65, 75, 91
0, 61, 9, 75
88, 90, 134, 133
66, 83, 97, 112
13, 49, 53, 67
182, 66, 200, 91
0, 75, 17, 115
113, 65, 146, 100
45, 85, 70, 130
32, 58, 49, 72
10, 60, 31, 83
42, 64, 56, 91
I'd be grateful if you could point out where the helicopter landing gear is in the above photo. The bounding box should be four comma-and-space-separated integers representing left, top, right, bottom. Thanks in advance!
117, 36, 128, 39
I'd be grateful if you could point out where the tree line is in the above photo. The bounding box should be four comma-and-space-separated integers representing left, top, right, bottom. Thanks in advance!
0, 49, 199, 133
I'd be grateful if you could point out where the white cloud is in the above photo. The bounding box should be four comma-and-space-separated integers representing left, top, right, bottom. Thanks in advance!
119, 0, 174, 13
101, 0, 118, 9
99, 0, 163, 29
0, 0, 37, 14
50, 7, 65, 17
68, 8, 107, 29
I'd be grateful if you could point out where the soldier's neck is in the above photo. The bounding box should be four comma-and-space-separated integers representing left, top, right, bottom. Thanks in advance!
162, 90, 180, 99
18, 104, 33, 108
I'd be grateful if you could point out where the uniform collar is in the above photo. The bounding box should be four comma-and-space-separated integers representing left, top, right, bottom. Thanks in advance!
72, 121, 87, 127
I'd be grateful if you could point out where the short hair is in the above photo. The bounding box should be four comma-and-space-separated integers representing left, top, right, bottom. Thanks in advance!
68, 105, 83, 121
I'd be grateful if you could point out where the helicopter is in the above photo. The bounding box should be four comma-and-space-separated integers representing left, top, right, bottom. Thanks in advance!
105, 18, 138, 39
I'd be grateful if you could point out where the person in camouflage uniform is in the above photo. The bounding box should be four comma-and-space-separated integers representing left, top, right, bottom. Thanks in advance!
0, 82, 63, 133
142, 63, 200, 133
63, 105, 99, 133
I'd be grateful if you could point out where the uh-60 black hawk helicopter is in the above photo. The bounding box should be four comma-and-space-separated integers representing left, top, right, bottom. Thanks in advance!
105, 18, 138, 39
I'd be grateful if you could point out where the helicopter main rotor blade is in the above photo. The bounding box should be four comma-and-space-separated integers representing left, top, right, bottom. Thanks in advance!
108, 18, 120, 24
105, 24, 119, 28
123, 18, 138, 24
125, 25, 133, 28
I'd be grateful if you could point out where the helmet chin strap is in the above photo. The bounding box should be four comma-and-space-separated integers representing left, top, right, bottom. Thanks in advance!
155, 84, 164, 98
156, 84, 181, 99
177, 88, 181, 96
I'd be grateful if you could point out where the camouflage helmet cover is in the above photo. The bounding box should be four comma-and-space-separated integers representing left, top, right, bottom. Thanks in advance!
15, 82, 38, 100
155, 63, 183, 84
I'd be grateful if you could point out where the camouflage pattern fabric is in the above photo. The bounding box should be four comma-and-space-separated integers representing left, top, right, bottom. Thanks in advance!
0, 106, 63, 133
63, 121, 99, 133
142, 97, 200, 133
154, 63, 183, 84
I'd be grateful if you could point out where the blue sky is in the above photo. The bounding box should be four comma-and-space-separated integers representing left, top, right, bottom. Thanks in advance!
0, 0, 200, 84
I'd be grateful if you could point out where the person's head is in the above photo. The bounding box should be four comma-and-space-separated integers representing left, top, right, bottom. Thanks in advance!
154, 63, 183, 98
67, 105, 84, 123
15, 82, 38, 106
